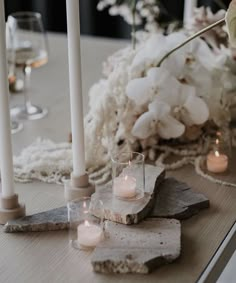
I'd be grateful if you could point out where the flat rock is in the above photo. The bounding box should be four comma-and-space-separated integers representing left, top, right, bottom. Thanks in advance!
150, 178, 209, 219
4, 206, 68, 233
3, 176, 209, 233
91, 165, 165, 225
91, 218, 181, 274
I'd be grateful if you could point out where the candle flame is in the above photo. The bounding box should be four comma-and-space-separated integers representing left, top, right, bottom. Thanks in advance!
216, 139, 219, 145
215, 151, 220, 157
84, 220, 90, 227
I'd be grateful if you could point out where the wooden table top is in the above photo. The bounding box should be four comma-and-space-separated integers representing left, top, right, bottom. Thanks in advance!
1, 33, 236, 283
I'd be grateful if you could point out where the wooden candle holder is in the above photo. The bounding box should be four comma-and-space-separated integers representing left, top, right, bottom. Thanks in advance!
0, 194, 25, 224
64, 172, 95, 201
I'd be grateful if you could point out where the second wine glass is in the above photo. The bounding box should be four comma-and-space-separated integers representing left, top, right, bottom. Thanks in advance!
8, 11, 48, 120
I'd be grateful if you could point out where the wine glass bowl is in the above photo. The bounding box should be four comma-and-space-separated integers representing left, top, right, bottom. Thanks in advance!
8, 12, 48, 120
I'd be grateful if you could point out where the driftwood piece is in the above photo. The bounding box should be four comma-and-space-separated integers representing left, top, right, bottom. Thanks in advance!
91, 218, 181, 274
91, 165, 165, 225
150, 178, 209, 219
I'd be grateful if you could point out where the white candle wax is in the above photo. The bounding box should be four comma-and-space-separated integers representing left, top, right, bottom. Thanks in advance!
206, 151, 228, 173
66, 0, 86, 177
0, 0, 15, 197
183, 0, 197, 29
113, 175, 136, 198
77, 221, 103, 248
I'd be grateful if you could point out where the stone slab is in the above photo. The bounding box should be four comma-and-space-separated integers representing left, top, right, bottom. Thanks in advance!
3, 176, 209, 233
150, 178, 210, 219
4, 206, 68, 233
91, 165, 165, 225
91, 218, 181, 274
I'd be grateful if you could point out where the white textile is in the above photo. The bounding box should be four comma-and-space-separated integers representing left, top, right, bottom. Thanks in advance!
13, 138, 72, 184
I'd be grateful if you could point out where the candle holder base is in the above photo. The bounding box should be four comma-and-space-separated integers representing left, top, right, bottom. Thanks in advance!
64, 173, 95, 201
0, 194, 25, 224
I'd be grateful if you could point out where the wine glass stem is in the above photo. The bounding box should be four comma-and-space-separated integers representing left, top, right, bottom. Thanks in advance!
23, 65, 33, 113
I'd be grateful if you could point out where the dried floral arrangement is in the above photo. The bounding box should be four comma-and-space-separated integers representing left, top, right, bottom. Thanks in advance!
82, 1, 236, 185
13, 1, 236, 187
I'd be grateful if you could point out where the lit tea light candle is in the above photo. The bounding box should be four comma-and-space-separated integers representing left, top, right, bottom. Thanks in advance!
77, 220, 103, 248
113, 175, 136, 198
206, 150, 228, 173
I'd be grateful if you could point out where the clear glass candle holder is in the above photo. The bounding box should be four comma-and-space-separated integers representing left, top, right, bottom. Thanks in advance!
206, 129, 231, 174
111, 151, 145, 201
67, 197, 104, 250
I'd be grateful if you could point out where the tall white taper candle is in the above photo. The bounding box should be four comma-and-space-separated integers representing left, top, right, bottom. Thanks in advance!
184, 0, 197, 29
0, 0, 15, 198
66, 0, 86, 177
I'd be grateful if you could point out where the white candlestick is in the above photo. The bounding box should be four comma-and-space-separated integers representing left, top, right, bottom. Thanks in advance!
0, 0, 15, 198
66, 0, 86, 177
77, 221, 103, 248
184, 0, 197, 29
206, 151, 228, 173
113, 175, 136, 198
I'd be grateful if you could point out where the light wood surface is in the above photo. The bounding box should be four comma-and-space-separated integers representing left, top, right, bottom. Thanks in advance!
0, 33, 236, 283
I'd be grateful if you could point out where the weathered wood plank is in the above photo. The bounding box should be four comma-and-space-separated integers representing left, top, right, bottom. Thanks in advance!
91, 218, 181, 274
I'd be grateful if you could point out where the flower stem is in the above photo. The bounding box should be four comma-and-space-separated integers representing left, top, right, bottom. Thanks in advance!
132, 0, 137, 50
157, 18, 225, 67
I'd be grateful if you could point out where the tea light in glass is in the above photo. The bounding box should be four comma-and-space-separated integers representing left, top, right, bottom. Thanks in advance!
67, 197, 104, 250
111, 152, 145, 201
77, 219, 103, 248
206, 150, 228, 173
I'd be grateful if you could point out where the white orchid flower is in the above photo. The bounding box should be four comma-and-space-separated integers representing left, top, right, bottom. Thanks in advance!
158, 80, 209, 126
226, 0, 236, 48
131, 32, 188, 75
126, 66, 209, 127
126, 67, 180, 106
132, 100, 185, 139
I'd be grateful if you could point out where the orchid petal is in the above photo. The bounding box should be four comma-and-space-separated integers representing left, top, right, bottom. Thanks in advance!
131, 112, 154, 139
148, 100, 171, 119
178, 84, 196, 105
158, 116, 185, 139
131, 34, 166, 72
147, 67, 172, 86
126, 76, 152, 105
183, 94, 209, 125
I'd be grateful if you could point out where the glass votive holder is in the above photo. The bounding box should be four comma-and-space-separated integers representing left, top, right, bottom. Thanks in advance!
111, 151, 145, 201
206, 129, 230, 173
67, 197, 104, 250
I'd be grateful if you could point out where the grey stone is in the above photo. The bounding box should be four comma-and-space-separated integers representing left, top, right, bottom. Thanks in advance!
4, 206, 68, 233
91, 218, 181, 274
91, 165, 165, 225
150, 177, 210, 219
3, 176, 209, 233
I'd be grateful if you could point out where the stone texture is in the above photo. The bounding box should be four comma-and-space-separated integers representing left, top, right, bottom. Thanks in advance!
3, 176, 209, 233
150, 178, 209, 219
91, 165, 165, 225
91, 218, 181, 274
4, 206, 68, 233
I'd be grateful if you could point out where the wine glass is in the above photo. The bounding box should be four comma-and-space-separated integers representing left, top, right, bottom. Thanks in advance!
6, 21, 24, 133
8, 12, 48, 120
